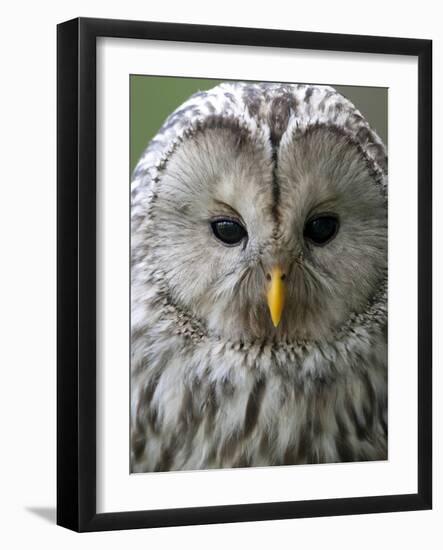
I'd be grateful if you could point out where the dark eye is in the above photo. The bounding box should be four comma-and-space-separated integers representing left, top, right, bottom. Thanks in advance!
304, 214, 339, 246
211, 219, 247, 246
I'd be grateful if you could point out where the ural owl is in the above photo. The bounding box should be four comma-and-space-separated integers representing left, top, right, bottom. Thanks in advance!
131, 82, 387, 472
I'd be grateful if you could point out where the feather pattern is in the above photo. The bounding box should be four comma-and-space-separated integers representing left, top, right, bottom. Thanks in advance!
131, 82, 388, 471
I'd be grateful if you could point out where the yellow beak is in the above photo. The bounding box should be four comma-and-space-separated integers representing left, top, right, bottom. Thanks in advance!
266, 267, 286, 328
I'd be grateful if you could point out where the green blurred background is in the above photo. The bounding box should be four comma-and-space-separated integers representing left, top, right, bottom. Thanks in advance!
130, 76, 387, 174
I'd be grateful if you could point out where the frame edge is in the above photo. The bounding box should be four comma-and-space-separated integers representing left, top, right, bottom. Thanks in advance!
417, 38, 433, 510
57, 17, 80, 531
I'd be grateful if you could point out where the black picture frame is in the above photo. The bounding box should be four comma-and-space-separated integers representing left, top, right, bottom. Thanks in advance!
57, 17, 432, 532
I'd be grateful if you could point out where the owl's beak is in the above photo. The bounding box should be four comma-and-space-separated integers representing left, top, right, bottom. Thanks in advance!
266, 267, 286, 328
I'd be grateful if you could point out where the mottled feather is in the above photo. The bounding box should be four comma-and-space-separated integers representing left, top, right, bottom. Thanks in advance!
131, 82, 387, 472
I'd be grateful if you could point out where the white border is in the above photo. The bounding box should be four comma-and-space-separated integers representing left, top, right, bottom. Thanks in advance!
96, 37, 418, 513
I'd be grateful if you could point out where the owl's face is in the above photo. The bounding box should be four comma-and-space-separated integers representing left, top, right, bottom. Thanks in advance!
144, 89, 387, 343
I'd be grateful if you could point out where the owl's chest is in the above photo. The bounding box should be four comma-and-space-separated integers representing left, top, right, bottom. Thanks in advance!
131, 334, 387, 472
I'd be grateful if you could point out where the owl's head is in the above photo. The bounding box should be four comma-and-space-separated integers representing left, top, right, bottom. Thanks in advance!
132, 83, 387, 343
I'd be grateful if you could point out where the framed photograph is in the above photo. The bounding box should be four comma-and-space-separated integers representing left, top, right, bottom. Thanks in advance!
57, 17, 432, 532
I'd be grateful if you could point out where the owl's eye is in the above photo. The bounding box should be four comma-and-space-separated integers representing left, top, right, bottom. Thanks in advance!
211, 219, 247, 246
304, 214, 339, 246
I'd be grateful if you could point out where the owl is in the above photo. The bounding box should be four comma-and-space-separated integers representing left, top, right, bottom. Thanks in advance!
131, 82, 387, 472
